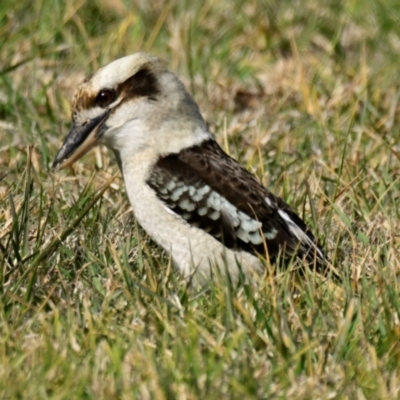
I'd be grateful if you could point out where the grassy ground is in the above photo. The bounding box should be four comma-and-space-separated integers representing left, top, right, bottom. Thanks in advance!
1, 0, 400, 398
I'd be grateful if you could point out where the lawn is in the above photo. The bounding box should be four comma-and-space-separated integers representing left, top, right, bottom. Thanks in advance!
1, 0, 400, 398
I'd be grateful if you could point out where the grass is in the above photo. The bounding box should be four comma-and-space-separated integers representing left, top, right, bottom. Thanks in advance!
1, 0, 400, 398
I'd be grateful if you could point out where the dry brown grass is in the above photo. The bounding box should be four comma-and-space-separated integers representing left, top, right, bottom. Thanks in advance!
1, 0, 400, 398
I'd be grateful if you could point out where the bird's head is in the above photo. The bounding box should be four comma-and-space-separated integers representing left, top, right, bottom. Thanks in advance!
53, 52, 209, 170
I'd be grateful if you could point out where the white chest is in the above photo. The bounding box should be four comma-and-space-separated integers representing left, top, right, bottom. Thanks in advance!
120, 155, 262, 283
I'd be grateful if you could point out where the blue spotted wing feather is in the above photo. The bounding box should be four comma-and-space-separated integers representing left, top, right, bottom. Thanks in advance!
147, 139, 330, 274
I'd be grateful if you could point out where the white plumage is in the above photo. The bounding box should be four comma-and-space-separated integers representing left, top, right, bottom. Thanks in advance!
53, 52, 332, 285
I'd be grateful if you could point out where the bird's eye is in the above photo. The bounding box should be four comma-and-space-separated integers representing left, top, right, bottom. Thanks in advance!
96, 89, 115, 108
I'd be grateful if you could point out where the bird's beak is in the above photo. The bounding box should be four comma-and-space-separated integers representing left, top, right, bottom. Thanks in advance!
52, 110, 110, 170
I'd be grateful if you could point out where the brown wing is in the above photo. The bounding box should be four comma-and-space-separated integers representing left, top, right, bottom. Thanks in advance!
147, 139, 328, 272
148, 155, 268, 254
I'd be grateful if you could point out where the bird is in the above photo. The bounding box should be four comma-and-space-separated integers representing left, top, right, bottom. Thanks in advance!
53, 52, 334, 285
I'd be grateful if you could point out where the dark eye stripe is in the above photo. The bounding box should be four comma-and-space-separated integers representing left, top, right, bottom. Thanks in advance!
72, 67, 160, 117
117, 67, 160, 99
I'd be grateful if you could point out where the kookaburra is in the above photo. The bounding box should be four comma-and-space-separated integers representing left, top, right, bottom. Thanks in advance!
53, 52, 333, 284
